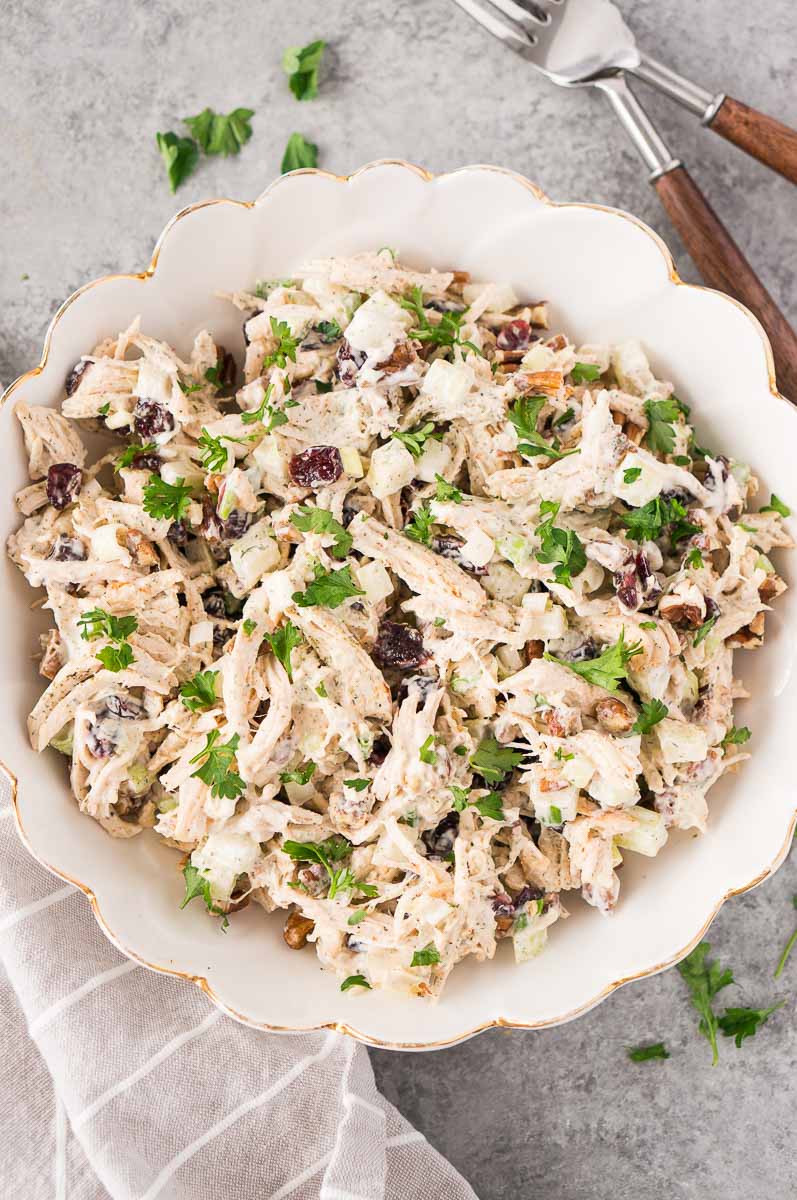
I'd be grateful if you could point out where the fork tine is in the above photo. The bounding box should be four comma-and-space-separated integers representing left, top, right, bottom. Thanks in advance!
450, 0, 539, 54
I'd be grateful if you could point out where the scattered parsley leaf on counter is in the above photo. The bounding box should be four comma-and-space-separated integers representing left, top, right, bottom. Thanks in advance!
570, 362, 602, 384
292, 563, 364, 609
509, 395, 579, 462
180, 863, 228, 927
470, 735, 525, 783
392, 422, 442, 460
721, 726, 751, 748
404, 502, 435, 546
545, 629, 642, 695
411, 944, 441, 968
435, 474, 462, 503
677, 942, 734, 1065
632, 698, 668, 736
96, 643, 135, 673
644, 396, 682, 456
774, 895, 797, 979
398, 286, 481, 356
718, 1001, 785, 1048
179, 669, 219, 712
418, 735, 438, 765
184, 107, 254, 156
116, 441, 157, 471
291, 505, 352, 559
693, 615, 717, 647
280, 761, 317, 786
344, 778, 371, 792
627, 1042, 670, 1063
156, 131, 199, 192
265, 620, 304, 681
262, 316, 299, 370
142, 474, 193, 522
341, 974, 371, 992
282, 39, 326, 101
189, 730, 245, 800
761, 494, 791, 518
281, 132, 318, 173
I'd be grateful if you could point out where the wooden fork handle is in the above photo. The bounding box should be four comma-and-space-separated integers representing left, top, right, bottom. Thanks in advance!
707, 96, 797, 185
654, 164, 797, 400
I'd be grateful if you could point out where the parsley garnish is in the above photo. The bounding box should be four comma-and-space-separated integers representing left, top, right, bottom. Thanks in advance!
639, 621, 658, 630
184, 107, 255, 156
761, 494, 790, 517
265, 620, 303, 681
116, 442, 157, 471
348, 910, 366, 926
552, 407, 574, 428
398, 286, 481, 356
391, 422, 442, 460
508, 395, 579, 462
314, 378, 334, 393
189, 730, 245, 800
292, 563, 364, 609
315, 319, 341, 342
470, 735, 525, 783
721, 726, 751, 748
623, 467, 642, 484
627, 1042, 670, 1063
96, 644, 135, 673
290, 505, 352, 559
198, 427, 249, 472
283, 835, 372, 900
280, 761, 316, 786
156, 131, 199, 192
281, 132, 318, 173
549, 804, 563, 825
677, 942, 733, 1065
344, 778, 370, 792
644, 396, 682, 455
241, 383, 288, 430
179, 670, 219, 712
242, 618, 257, 636
282, 39, 326, 101
686, 548, 704, 568
411, 943, 441, 968
78, 608, 138, 643
180, 862, 228, 927
473, 792, 505, 822
262, 317, 299, 371
418, 735, 437, 765
142, 475, 193, 522
449, 785, 470, 812
718, 1001, 784, 1048
535, 499, 586, 588
315, 682, 328, 698
404, 502, 435, 546
632, 698, 668, 735
341, 974, 371, 992
570, 362, 602, 384
435, 474, 462, 503
622, 495, 700, 545
774, 895, 797, 979
98, 402, 110, 416
545, 629, 642, 694
693, 615, 717, 646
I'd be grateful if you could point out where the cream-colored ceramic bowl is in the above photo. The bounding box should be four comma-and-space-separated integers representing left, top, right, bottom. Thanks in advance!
2, 162, 795, 1050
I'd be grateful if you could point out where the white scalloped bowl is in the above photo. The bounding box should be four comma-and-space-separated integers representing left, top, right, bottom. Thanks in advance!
2, 162, 795, 1051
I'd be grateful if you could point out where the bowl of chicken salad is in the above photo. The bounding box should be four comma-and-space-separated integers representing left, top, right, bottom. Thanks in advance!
2, 161, 795, 1049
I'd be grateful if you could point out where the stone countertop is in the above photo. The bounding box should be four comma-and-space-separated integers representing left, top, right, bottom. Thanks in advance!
2, 2, 796, 1197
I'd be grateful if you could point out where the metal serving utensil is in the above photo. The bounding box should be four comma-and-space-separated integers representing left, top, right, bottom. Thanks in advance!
451, 0, 797, 399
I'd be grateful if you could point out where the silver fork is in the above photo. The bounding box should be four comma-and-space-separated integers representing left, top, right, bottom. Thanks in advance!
451, 0, 797, 400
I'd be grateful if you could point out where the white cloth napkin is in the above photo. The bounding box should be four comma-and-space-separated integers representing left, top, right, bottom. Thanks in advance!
0, 775, 477, 1200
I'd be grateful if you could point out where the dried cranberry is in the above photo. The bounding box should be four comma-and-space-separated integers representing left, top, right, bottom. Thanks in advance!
496, 318, 531, 352
492, 892, 515, 917
167, 520, 189, 547
704, 596, 720, 621
49, 534, 86, 562
65, 360, 90, 396
373, 620, 429, 670
422, 812, 459, 859
397, 674, 439, 704
131, 451, 160, 472
213, 626, 234, 649
46, 463, 82, 510
203, 590, 228, 619
614, 567, 640, 612
86, 724, 116, 758
216, 348, 236, 391
431, 535, 488, 576
341, 502, 360, 528
289, 446, 343, 490
133, 400, 174, 439
562, 638, 598, 663
660, 486, 696, 506
369, 735, 391, 765
336, 341, 366, 387
199, 497, 250, 550
424, 299, 465, 314
513, 885, 544, 910
100, 694, 143, 720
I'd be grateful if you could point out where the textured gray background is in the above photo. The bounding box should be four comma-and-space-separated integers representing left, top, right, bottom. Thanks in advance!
2, 1, 796, 1197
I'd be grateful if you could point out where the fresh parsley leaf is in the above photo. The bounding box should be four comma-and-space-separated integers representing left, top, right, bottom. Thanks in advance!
180, 862, 228, 925
470, 735, 524, 783
672, 455, 691, 466
434, 474, 462, 503
242, 618, 257, 636
644, 396, 682, 456
156, 131, 199, 192
761, 494, 790, 518
473, 792, 505, 822
449, 785, 470, 812
348, 910, 367, 926
639, 621, 658, 631
189, 730, 245, 800
290, 505, 352, 559
283, 836, 351, 869
184, 107, 255, 156
142, 474, 193, 522
549, 804, 563, 825
282, 39, 326, 101
627, 1042, 670, 1063
315, 682, 328, 698
693, 615, 717, 646
418, 735, 438, 765
292, 563, 364, 609
280, 761, 316, 786
315, 318, 341, 342
717, 1001, 784, 1048
622, 496, 700, 545
344, 778, 370, 792
314, 378, 334, 393
632, 698, 668, 735
545, 629, 642, 694
551, 407, 574, 429
391, 422, 442, 460
240, 383, 288, 430
96, 643, 135, 673
262, 316, 299, 371
404, 502, 435, 546
570, 362, 602, 384
508, 395, 579, 462
535, 510, 586, 589
623, 467, 642, 484
774, 896, 797, 979
341, 974, 371, 992
411, 943, 441, 968
116, 442, 157, 471
686, 548, 704, 568
721, 726, 751, 748
179, 670, 219, 712
281, 132, 318, 173
676, 942, 734, 1065
198, 427, 248, 472
265, 620, 303, 681
98, 402, 110, 416
398, 286, 481, 356
78, 608, 138, 643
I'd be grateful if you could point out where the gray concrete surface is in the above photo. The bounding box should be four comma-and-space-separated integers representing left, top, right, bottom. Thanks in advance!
2, 1, 796, 1197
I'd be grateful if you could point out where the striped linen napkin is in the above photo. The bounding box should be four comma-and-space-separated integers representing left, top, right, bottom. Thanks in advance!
0, 775, 476, 1200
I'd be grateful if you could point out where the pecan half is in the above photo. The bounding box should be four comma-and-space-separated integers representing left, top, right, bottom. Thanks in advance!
283, 910, 315, 949
594, 697, 634, 734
